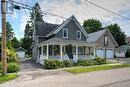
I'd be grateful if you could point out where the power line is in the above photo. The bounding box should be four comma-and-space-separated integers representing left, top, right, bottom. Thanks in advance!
84, 0, 130, 20
20, 0, 30, 22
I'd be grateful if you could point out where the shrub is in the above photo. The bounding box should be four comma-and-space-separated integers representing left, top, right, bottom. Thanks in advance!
7, 63, 19, 73
125, 51, 130, 58
93, 57, 106, 65
7, 49, 18, 63
44, 59, 64, 69
0, 63, 1, 70
76, 60, 92, 66
63, 60, 73, 67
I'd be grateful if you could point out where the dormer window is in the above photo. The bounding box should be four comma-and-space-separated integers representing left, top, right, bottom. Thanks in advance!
76, 31, 81, 40
63, 28, 68, 38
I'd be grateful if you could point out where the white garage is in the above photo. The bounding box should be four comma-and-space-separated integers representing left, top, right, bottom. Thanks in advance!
96, 48, 114, 59
16, 47, 26, 62
96, 48, 105, 58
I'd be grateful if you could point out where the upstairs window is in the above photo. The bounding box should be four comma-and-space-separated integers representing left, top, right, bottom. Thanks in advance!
63, 28, 68, 38
76, 31, 81, 40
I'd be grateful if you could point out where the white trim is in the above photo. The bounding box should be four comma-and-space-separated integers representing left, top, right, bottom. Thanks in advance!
47, 44, 49, 59
60, 44, 63, 60
76, 31, 81, 40
63, 28, 68, 38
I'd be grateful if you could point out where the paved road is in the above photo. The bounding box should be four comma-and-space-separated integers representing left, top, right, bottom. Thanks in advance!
0, 62, 130, 87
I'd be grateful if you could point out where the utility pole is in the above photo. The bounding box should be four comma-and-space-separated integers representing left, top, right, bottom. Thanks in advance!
1, 0, 7, 75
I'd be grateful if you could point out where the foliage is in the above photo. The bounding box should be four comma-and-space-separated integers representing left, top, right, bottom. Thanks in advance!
7, 63, 19, 73
64, 64, 130, 74
93, 57, 106, 65
6, 49, 18, 63
76, 57, 106, 66
83, 19, 102, 33
63, 60, 73, 67
21, 3, 43, 56
11, 37, 21, 49
30, 2, 43, 21
105, 23, 126, 46
0, 74, 17, 84
125, 51, 130, 58
76, 60, 92, 66
44, 59, 64, 69
6, 22, 14, 40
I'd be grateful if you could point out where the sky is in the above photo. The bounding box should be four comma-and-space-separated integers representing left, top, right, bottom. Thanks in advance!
1, 0, 130, 40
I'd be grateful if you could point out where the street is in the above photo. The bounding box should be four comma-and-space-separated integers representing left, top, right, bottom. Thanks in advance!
0, 60, 130, 87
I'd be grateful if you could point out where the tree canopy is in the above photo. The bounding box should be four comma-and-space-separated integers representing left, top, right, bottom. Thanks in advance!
105, 23, 126, 46
30, 2, 43, 21
21, 2, 43, 56
83, 18, 126, 46
83, 19, 102, 33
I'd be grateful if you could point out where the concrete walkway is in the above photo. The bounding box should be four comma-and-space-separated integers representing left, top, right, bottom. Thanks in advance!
0, 65, 130, 87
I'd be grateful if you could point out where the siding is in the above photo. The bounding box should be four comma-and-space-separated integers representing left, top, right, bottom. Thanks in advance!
96, 31, 116, 48
56, 20, 87, 41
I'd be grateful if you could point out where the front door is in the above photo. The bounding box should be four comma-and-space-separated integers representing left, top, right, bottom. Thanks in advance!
66, 44, 73, 59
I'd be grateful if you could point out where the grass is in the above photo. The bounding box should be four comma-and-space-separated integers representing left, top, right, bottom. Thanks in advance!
0, 74, 17, 84
64, 64, 130, 74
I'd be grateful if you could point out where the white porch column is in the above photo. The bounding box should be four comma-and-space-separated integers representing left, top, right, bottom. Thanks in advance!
76, 45, 78, 60
47, 44, 49, 59
94, 46, 96, 59
60, 44, 63, 60
41, 45, 43, 56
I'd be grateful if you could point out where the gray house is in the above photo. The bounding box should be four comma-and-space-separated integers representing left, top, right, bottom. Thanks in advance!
32, 15, 118, 64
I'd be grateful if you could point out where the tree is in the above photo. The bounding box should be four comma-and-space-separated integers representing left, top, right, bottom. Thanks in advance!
83, 19, 102, 33
11, 37, 21, 49
30, 2, 43, 21
105, 23, 126, 46
6, 22, 14, 40
21, 2, 43, 56
20, 24, 33, 56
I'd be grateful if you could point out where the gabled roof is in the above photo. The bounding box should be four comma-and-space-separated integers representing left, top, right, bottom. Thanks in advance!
47, 15, 88, 38
87, 29, 118, 46
35, 21, 59, 36
35, 15, 88, 38
16, 47, 26, 52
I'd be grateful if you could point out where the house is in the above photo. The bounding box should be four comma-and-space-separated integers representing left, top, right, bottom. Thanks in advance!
126, 37, 130, 44
115, 44, 130, 58
16, 47, 26, 61
32, 15, 118, 65
87, 29, 118, 58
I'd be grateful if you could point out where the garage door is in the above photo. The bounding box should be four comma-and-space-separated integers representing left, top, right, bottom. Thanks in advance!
17, 52, 25, 58
96, 48, 105, 58
106, 49, 114, 58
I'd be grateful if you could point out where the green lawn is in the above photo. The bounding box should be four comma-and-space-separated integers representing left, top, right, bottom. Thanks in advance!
64, 64, 130, 74
0, 74, 17, 84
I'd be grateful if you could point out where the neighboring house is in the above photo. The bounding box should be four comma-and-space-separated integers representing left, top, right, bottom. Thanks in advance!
126, 37, 130, 44
32, 15, 118, 65
115, 44, 130, 58
16, 47, 26, 61
87, 29, 118, 58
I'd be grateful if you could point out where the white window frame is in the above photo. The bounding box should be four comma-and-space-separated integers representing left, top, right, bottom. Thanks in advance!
76, 31, 81, 40
63, 28, 68, 38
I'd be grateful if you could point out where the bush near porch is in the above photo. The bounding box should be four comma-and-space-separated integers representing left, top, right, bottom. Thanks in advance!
44, 57, 107, 69
0, 49, 19, 74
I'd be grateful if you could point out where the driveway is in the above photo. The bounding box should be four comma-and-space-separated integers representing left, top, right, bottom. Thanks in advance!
0, 60, 130, 87
108, 58, 130, 64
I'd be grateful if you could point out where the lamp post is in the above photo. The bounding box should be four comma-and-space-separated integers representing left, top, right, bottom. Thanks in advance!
104, 35, 108, 62
1, 0, 7, 75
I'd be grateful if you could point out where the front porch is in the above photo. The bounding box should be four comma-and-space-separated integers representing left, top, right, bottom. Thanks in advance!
37, 37, 96, 64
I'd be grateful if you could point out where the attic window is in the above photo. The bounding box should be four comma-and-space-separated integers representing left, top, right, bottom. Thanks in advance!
63, 28, 68, 38
104, 35, 108, 46
76, 31, 81, 40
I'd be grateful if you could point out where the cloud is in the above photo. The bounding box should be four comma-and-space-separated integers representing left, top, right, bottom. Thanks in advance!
39, 0, 130, 36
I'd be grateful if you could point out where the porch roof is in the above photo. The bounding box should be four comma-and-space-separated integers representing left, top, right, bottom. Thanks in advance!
38, 37, 96, 47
